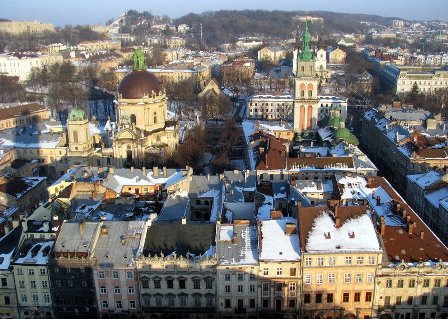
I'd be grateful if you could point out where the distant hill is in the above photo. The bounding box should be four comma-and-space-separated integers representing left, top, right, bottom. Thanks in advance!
0, 19, 11, 22
174, 10, 398, 46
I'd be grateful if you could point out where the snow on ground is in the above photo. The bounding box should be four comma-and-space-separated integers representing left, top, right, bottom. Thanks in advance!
257, 194, 273, 220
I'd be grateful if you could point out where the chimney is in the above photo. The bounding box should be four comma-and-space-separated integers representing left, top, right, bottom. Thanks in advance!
371, 190, 375, 199
98, 167, 103, 174
153, 166, 159, 177
163, 166, 167, 177
317, 180, 322, 190
130, 166, 134, 172
420, 231, 425, 240
406, 215, 411, 223
376, 196, 381, 206
380, 216, 386, 235
396, 203, 401, 212
285, 223, 297, 235
142, 167, 146, 175
335, 216, 341, 228
402, 209, 407, 219
408, 222, 415, 235
109, 166, 115, 174
100, 225, 108, 235
182, 215, 187, 225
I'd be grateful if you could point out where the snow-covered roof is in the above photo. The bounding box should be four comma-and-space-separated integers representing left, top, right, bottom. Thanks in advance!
14, 240, 54, 265
305, 212, 380, 252
217, 223, 258, 265
425, 188, 448, 209
408, 171, 442, 189
260, 218, 300, 261
0, 122, 64, 149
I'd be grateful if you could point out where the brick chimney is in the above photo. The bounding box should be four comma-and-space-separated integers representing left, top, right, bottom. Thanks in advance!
270, 210, 283, 220
142, 166, 146, 175
408, 222, 415, 235
335, 216, 341, 228
420, 231, 425, 240
317, 180, 322, 190
380, 216, 386, 235
376, 196, 381, 206
402, 209, 407, 219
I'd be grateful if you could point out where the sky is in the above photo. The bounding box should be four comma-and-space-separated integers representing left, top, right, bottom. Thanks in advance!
1, 0, 447, 26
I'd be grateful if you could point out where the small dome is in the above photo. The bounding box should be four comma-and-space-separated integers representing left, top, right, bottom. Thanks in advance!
335, 127, 359, 145
118, 70, 163, 99
68, 107, 87, 121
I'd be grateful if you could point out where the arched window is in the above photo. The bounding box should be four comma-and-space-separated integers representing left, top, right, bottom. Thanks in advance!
130, 114, 136, 125
308, 90, 313, 98
300, 90, 305, 98
73, 130, 78, 144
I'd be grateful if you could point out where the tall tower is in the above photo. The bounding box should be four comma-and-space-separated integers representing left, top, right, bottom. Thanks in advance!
293, 21, 319, 132
67, 107, 93, 156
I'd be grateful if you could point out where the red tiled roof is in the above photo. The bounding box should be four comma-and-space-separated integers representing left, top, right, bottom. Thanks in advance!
367, 176, 448, 262
0, 103, 47, 121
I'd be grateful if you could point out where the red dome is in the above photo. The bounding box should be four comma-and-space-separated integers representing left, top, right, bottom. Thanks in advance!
118, 70, 163, 99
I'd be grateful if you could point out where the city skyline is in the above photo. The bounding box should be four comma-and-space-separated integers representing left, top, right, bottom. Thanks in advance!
1, 0, 448, 26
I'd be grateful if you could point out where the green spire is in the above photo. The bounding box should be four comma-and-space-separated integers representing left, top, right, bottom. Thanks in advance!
299, 20, 314, 61
133, 48, 146, 71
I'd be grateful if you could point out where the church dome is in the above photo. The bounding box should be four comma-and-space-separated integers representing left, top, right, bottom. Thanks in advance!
334, 127, 359, 145
68, 107, 87, 121
118, 70, 163, 99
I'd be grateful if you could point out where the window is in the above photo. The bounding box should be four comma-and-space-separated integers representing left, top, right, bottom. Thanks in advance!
345, 257, 352, 265
365, 292, 372, 302
114, 286, 121, 294
250, 299, 256, 308
67, 280, 73, 288
41, 281, 48, 289
225, 299, 231, 308
396, 296, 402, 305
30, 281, 36, 288
98, 271, 105, 279
407, 296, 413, 305
250, 273, 256, 281
112, 271, 119, 279
206, 296, 213, 307
305, 257, 312, 266
305, 274, 312, 284
225, 273, 231, 281
290, 268, 296, 277
250, 284, 255, 293
423, 279, 430, 287
154, 280, 161, 289
167, 295, 175, 306
344, 273, 351, 284
328, 273, 335, 284
127, 271, 133, 279
129, 300, 136, 309
179, 279, 186, 289
367, 273, 374, 283
100, 286, 106, 294
21, 293, 27, 303
194, 295, 201, 307
81, 281, 87, 288
357, 257, 364, 265
180, 295, 187, 306
304, 294, 311, 304
4, 296, 10, 305
421, 296, 427, 305
40, 268, 46, 275
329, 257, 336, 266
19, 280, 25, 288
385, 296, 391, 306
32, 294, 39, 305
317, 257, 324, 266
128, 286, 135, 294
262, 282, 269, 292
386, 279, 392, 288
155, 295, 162, 307
116, 301, 122, 309
444, 295, 448, 307
17, 268, 23, 275
409, 279, 416, 288
435, 279, 441, 287
368, 256, 375, 264
237, 285, 244, 293
193, 279, 201, 289
238, 273, 244, 281
205, 279, 213, 289
142, 279, 149, 289
225, 285, 231, 293
343, 293, 350, 303
397, 279, 404, 288
276, 268, 283, 276
327, 293, 334, 303
354, 292, 361, 302
29, 269, 35, 275
316, 274, 323, 284
167, 278, 174, 289
289, 282, 296, 292
433, 296, 439, 305
275, 282, 282, 292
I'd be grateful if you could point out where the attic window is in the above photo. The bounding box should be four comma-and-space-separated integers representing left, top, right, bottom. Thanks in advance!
279, 252, 283, 255
324, 232, 331, 239
348, 231, 355, 239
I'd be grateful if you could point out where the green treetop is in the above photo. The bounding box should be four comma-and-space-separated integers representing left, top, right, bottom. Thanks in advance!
133, 48, 146, 71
